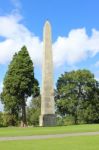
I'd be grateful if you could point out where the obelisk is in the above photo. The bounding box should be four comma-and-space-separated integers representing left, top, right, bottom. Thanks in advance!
39, 21, 56, 126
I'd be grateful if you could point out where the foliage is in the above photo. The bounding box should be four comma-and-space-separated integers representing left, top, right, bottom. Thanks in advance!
0, 112, 3, 127
56, 115, 75, 126
0, 46, 39, 126
27, 96, 41, 126
0, 53, 20, 126
0, 112, 19, 127
56, 69, 99, 124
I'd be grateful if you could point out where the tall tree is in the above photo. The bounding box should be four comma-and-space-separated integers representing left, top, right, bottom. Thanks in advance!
0, 53, 19, 126
56, 70, 99, 124
1, 46, 39, 127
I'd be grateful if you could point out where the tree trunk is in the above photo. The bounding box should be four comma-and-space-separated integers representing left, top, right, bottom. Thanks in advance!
74, 113, 78, 124
21, 99, 27, 127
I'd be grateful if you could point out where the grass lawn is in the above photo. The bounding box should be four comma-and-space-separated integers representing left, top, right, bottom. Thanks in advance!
0, 124, 99, 137
0, 135, 99, 150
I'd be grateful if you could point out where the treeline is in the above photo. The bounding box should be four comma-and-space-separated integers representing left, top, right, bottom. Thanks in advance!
0, 46, 99, 127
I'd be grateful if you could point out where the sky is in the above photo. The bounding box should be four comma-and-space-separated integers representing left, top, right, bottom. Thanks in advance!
0, 0, 99, 111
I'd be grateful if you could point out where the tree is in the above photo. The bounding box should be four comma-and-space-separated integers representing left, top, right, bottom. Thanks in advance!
56, 70, 99, 124
1, 46, 39, 127
0, 53, 19, 126
27, 96, 41, 126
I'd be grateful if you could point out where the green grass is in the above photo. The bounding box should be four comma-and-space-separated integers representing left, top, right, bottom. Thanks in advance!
0, 124, 99, 137
0, 135, 99, 150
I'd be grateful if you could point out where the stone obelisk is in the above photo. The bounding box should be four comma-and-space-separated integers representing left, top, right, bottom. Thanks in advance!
39, 21, 56, 126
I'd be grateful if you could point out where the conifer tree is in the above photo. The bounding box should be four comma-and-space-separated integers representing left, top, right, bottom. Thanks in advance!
1, 46, 39, 127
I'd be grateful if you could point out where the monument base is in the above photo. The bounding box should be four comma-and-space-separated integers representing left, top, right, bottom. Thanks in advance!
39, 114, 56, 126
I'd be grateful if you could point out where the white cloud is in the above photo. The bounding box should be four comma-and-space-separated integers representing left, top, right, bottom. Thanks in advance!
95, 78, 99, 81
0, 13, 42, 65
53, 28, 88, 66
94, 61, 99, 67
87, 29, 99, 56
0, 13, 99, 68
10, 0, 21, 11
0, 82, 3, 93
53, 28, 99, 66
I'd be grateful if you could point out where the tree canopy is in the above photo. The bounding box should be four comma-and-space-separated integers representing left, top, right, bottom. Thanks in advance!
56, 70, 99, 124
0, 46, 39, 126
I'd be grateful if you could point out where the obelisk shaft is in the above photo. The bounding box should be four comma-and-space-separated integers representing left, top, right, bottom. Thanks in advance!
39, 21, 56, 126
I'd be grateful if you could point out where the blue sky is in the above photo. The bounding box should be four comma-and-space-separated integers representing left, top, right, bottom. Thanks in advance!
0, 0, 99, 111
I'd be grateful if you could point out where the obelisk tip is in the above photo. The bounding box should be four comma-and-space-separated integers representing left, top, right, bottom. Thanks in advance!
44, 20, 51, 28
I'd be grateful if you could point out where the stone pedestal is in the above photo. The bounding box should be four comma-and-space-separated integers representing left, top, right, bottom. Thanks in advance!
39, 114, 56, 126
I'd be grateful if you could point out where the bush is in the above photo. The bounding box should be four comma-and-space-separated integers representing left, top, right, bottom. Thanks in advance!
56, 115, 75, 126
0, 112, 4, 127
0, 112, 19, 127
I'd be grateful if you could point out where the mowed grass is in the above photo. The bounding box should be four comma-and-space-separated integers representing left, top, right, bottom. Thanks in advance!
0, 135, 99, 150
0, 124, 99, 137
